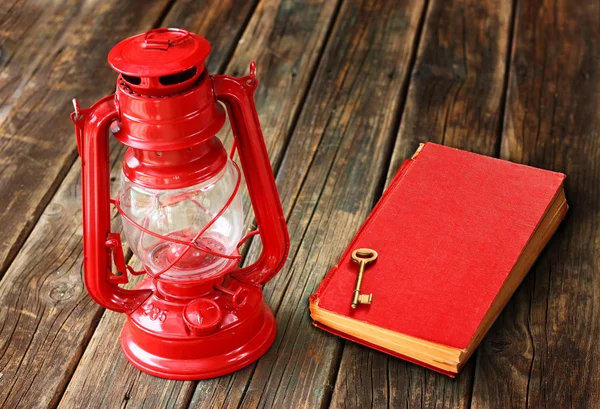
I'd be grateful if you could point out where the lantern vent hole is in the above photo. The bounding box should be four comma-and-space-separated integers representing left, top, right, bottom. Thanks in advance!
122, 74, 142, 85
159, 66, 197, 86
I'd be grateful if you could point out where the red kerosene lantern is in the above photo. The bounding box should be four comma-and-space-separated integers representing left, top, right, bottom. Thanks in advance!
70, 28, 290, 379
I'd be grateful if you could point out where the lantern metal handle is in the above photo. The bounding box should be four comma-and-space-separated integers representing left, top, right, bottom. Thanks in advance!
212, 63, 290, 286
71, 95, 152, 313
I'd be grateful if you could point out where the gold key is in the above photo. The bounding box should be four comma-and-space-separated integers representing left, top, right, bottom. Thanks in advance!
351, 248, 378, 308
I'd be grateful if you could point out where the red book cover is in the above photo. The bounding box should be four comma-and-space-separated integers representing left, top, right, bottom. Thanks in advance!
310, 143, 567, 374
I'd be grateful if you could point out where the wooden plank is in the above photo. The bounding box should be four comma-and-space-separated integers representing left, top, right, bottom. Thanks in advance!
471, 1, 600, 408
386, 0, 514, 172
0, 2, 257, 409
57, 0, 341, 408
0, 140, 138, 409
0, 0, 173, 279
186, 1, 427, 408
328, 0, 515, 407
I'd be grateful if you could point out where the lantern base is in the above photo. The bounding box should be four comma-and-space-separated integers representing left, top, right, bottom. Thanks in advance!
119, 277, 276, 380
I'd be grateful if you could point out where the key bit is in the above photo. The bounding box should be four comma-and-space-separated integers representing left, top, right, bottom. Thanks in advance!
350, 248, 378, 308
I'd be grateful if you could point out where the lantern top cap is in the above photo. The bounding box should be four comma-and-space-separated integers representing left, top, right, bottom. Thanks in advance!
108, 28, 210, 78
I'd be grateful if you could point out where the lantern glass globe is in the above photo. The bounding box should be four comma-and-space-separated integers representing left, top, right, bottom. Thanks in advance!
119, 159, 244, 279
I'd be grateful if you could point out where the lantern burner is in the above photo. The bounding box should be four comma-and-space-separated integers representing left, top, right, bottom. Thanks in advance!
151, 233, 227, 276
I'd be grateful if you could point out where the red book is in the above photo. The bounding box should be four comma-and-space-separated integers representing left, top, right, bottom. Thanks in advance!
309, 143, 567, 376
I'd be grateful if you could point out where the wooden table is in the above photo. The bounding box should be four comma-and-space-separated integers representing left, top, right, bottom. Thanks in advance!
0, 0, 597, 408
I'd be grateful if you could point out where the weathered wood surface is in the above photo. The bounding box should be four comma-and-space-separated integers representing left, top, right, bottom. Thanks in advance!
1, 0, 599, 408
0, 2, 257, 409
328, 0, 515, 408
471, 0, 600, 408
0, 0, 174, 280
58, 0, 341, 408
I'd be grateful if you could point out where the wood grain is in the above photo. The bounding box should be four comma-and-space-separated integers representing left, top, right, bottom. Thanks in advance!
0, 0, 173, 280
472, 0, 600, 408
0, 136, 137, 409
58, 0, 341, 408
186, 1, 427, 408
328, 0, 515, 407
0, 2, 257, 409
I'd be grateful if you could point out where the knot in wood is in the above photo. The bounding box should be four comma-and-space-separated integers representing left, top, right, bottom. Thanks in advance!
49, 282, 77, 303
